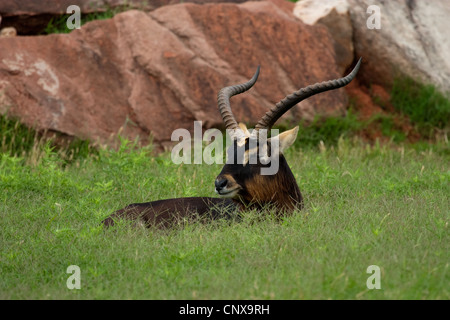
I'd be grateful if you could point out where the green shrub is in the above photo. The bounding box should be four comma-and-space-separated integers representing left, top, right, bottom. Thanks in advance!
275, 110, 362, 149
0, 114, 96, 163
366, 114, 406, 143
390, 77, 450, 136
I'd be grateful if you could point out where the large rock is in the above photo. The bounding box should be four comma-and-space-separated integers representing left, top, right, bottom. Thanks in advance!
293, 0, 354, 74
0, 0, 247, 15
292, 0, 450, 123
348, 0, 450, 93
0, 0, 251, 35
0, 0, 144, 35
0, 1, 347, 149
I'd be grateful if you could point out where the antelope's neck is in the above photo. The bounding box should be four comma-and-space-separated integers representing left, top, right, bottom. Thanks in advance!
237, 157, 303, 213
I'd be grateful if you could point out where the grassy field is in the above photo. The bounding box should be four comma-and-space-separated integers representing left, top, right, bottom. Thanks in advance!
3, 1, 449, 301
0, 134, 448, 299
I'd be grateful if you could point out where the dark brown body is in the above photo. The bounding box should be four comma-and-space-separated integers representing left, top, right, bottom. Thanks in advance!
103, 197, 239, 228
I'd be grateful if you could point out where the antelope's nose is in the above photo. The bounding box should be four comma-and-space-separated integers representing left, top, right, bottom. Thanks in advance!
215, 178, 228, 192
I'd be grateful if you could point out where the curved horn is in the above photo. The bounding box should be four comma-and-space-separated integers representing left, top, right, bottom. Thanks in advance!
217, 66, 260, 130
255, 58, 362, 130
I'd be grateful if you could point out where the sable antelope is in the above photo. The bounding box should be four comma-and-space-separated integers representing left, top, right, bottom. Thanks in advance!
102, 59, 361, 228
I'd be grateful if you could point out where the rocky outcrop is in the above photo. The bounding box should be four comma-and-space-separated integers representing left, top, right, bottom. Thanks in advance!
0, 1, 348, 149
293, 0, 353, 74
0, 0, 251, 35
294, 0, 450, 94
349, 0, 450, 94
0, 0, 248, 15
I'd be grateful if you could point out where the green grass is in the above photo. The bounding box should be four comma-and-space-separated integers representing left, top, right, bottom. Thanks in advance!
390, 77, 450, 137
278, 111, 409, 149
291, 110, 363, 147
0, 133, 448, 299
0, 114, 97, 163
0, 114, 37, 156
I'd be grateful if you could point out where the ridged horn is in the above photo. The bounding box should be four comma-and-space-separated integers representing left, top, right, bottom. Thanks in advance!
217, 66, 260, 130
255, 58, 362, 130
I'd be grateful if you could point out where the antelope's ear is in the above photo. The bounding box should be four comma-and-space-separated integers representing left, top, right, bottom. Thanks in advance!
270, 126, 299, 154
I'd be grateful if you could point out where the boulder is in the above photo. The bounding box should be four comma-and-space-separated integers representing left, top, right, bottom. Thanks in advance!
293, 0, 354, 74
0, 0, 251, 35
0, 0, 248, 15
0, 1, 348, 149
0, 27, 17, 37
0, 0, 143, 35
348, 0, 450, 93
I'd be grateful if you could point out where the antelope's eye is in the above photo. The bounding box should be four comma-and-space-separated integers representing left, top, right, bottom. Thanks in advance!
225, 139, 247, 165
225, 146, 247, 165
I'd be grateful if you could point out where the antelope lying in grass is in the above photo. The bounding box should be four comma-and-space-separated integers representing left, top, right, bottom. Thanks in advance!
103, 59, 361, 228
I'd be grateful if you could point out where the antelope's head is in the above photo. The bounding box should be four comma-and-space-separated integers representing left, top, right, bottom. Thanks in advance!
214, 59, 361, 211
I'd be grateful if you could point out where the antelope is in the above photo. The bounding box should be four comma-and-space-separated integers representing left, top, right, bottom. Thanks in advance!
102, 59, 361, 228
